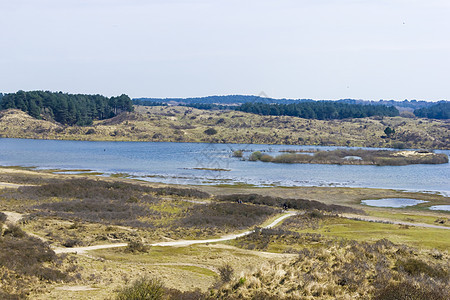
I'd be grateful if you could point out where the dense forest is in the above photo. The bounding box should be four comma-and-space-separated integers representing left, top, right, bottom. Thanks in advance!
414, 102, 449, 119
0, 91, 133, 126
234, 102, 399, 120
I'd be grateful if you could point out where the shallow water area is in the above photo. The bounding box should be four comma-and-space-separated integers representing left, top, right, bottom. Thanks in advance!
361, 198, 428, 208
428, 205, 450, 212
0, 138, 449, 194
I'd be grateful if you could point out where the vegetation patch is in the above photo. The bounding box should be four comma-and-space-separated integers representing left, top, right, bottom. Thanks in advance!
177, 202, 278, 230
0, 224, 78, 299
215, 193, 363, 214
246, 149, 448, 166
212, 239, 449, 299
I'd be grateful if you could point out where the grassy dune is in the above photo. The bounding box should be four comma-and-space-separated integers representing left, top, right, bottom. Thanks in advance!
1, 106, 449, 149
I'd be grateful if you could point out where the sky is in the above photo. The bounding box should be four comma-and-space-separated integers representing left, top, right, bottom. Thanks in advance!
1, 0, 450, 101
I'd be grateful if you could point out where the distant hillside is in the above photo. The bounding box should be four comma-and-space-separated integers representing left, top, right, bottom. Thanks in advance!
0, 91, 133, 126
133, 95, 445, 111
1, 106, 448, 149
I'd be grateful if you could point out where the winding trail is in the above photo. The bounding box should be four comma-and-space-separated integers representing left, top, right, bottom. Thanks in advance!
54, 212, 297, 254
3, 208, 448, 255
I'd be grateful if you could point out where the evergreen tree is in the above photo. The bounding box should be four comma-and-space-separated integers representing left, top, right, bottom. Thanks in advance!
0, 90, 134, 126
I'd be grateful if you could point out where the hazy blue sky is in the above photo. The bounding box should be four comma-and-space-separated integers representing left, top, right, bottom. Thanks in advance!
1, 0, 449, 100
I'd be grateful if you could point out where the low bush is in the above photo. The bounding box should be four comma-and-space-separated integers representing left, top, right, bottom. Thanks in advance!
0, 212, 7, 223
218, 264, 234, 283
116, 276, 208, 300
247, 149, 449, 166
0, 232, 67, 282
248, 151, 263, 161
62, 238, 83, 248
259, 154, 274, 162
9, 178, 209, 228
178, 202, 277, 230
34, 198, 155, 228
395, 258, 448, 279
116, 277, 165, 300
2, 224, 26, 238
272, 153, 312, 163
215, 194, 363, 214
235, 227, 323, 251
204, 128, 217, 135
16, 178, 210, 202
232, 150, 243, 158
374, 280, 448, 300
125, 240, 149, 253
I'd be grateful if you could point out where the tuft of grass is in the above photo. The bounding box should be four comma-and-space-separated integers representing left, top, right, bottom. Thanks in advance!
116, 276, 165, 300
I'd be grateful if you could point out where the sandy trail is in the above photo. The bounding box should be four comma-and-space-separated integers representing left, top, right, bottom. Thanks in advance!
341, 213, 450, 230
54, 212, 297, 254
3, 211, 24, 224
0, 182, 26, 189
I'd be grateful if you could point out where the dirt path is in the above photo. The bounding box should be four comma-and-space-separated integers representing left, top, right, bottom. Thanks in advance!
54, 212, 297, 254
0, 182, 25, 189
3, 211, 24, 224
341, 213, 450, 230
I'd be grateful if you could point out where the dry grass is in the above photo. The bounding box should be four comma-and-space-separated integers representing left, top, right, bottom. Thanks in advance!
211, 239, 449, 300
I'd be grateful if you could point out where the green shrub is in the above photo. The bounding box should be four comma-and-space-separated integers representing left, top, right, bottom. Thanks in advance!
125, 240, 149, 253
62, 238, 83, 248
232, 150, 243, 158
272, 153, 311, 163
249, 151, 263, 161
204, 127, 217, 135
116, 277, 164, 300
259, 154, 273, 162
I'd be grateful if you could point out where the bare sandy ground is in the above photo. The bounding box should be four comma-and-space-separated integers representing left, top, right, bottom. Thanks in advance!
0, 182, 26, 189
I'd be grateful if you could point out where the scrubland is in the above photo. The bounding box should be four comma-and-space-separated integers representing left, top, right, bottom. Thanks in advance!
0, 167, 448, 299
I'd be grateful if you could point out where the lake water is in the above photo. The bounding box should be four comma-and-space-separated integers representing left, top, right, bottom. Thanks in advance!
429, 205, 450, 212
0, 138, 449, 195
361, 198, 429, 208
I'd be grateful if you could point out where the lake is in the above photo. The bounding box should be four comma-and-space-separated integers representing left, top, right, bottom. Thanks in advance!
361, 198, 428, 208
0, 138, 449, 195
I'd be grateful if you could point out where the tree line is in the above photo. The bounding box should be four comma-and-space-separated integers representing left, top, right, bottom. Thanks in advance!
414, 102, 449, 119
134, 95, 443, 111
0, 90, 133, 126
234, 101, 399, 120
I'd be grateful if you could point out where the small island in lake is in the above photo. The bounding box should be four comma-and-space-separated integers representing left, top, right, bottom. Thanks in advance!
243, 149, 449, 166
